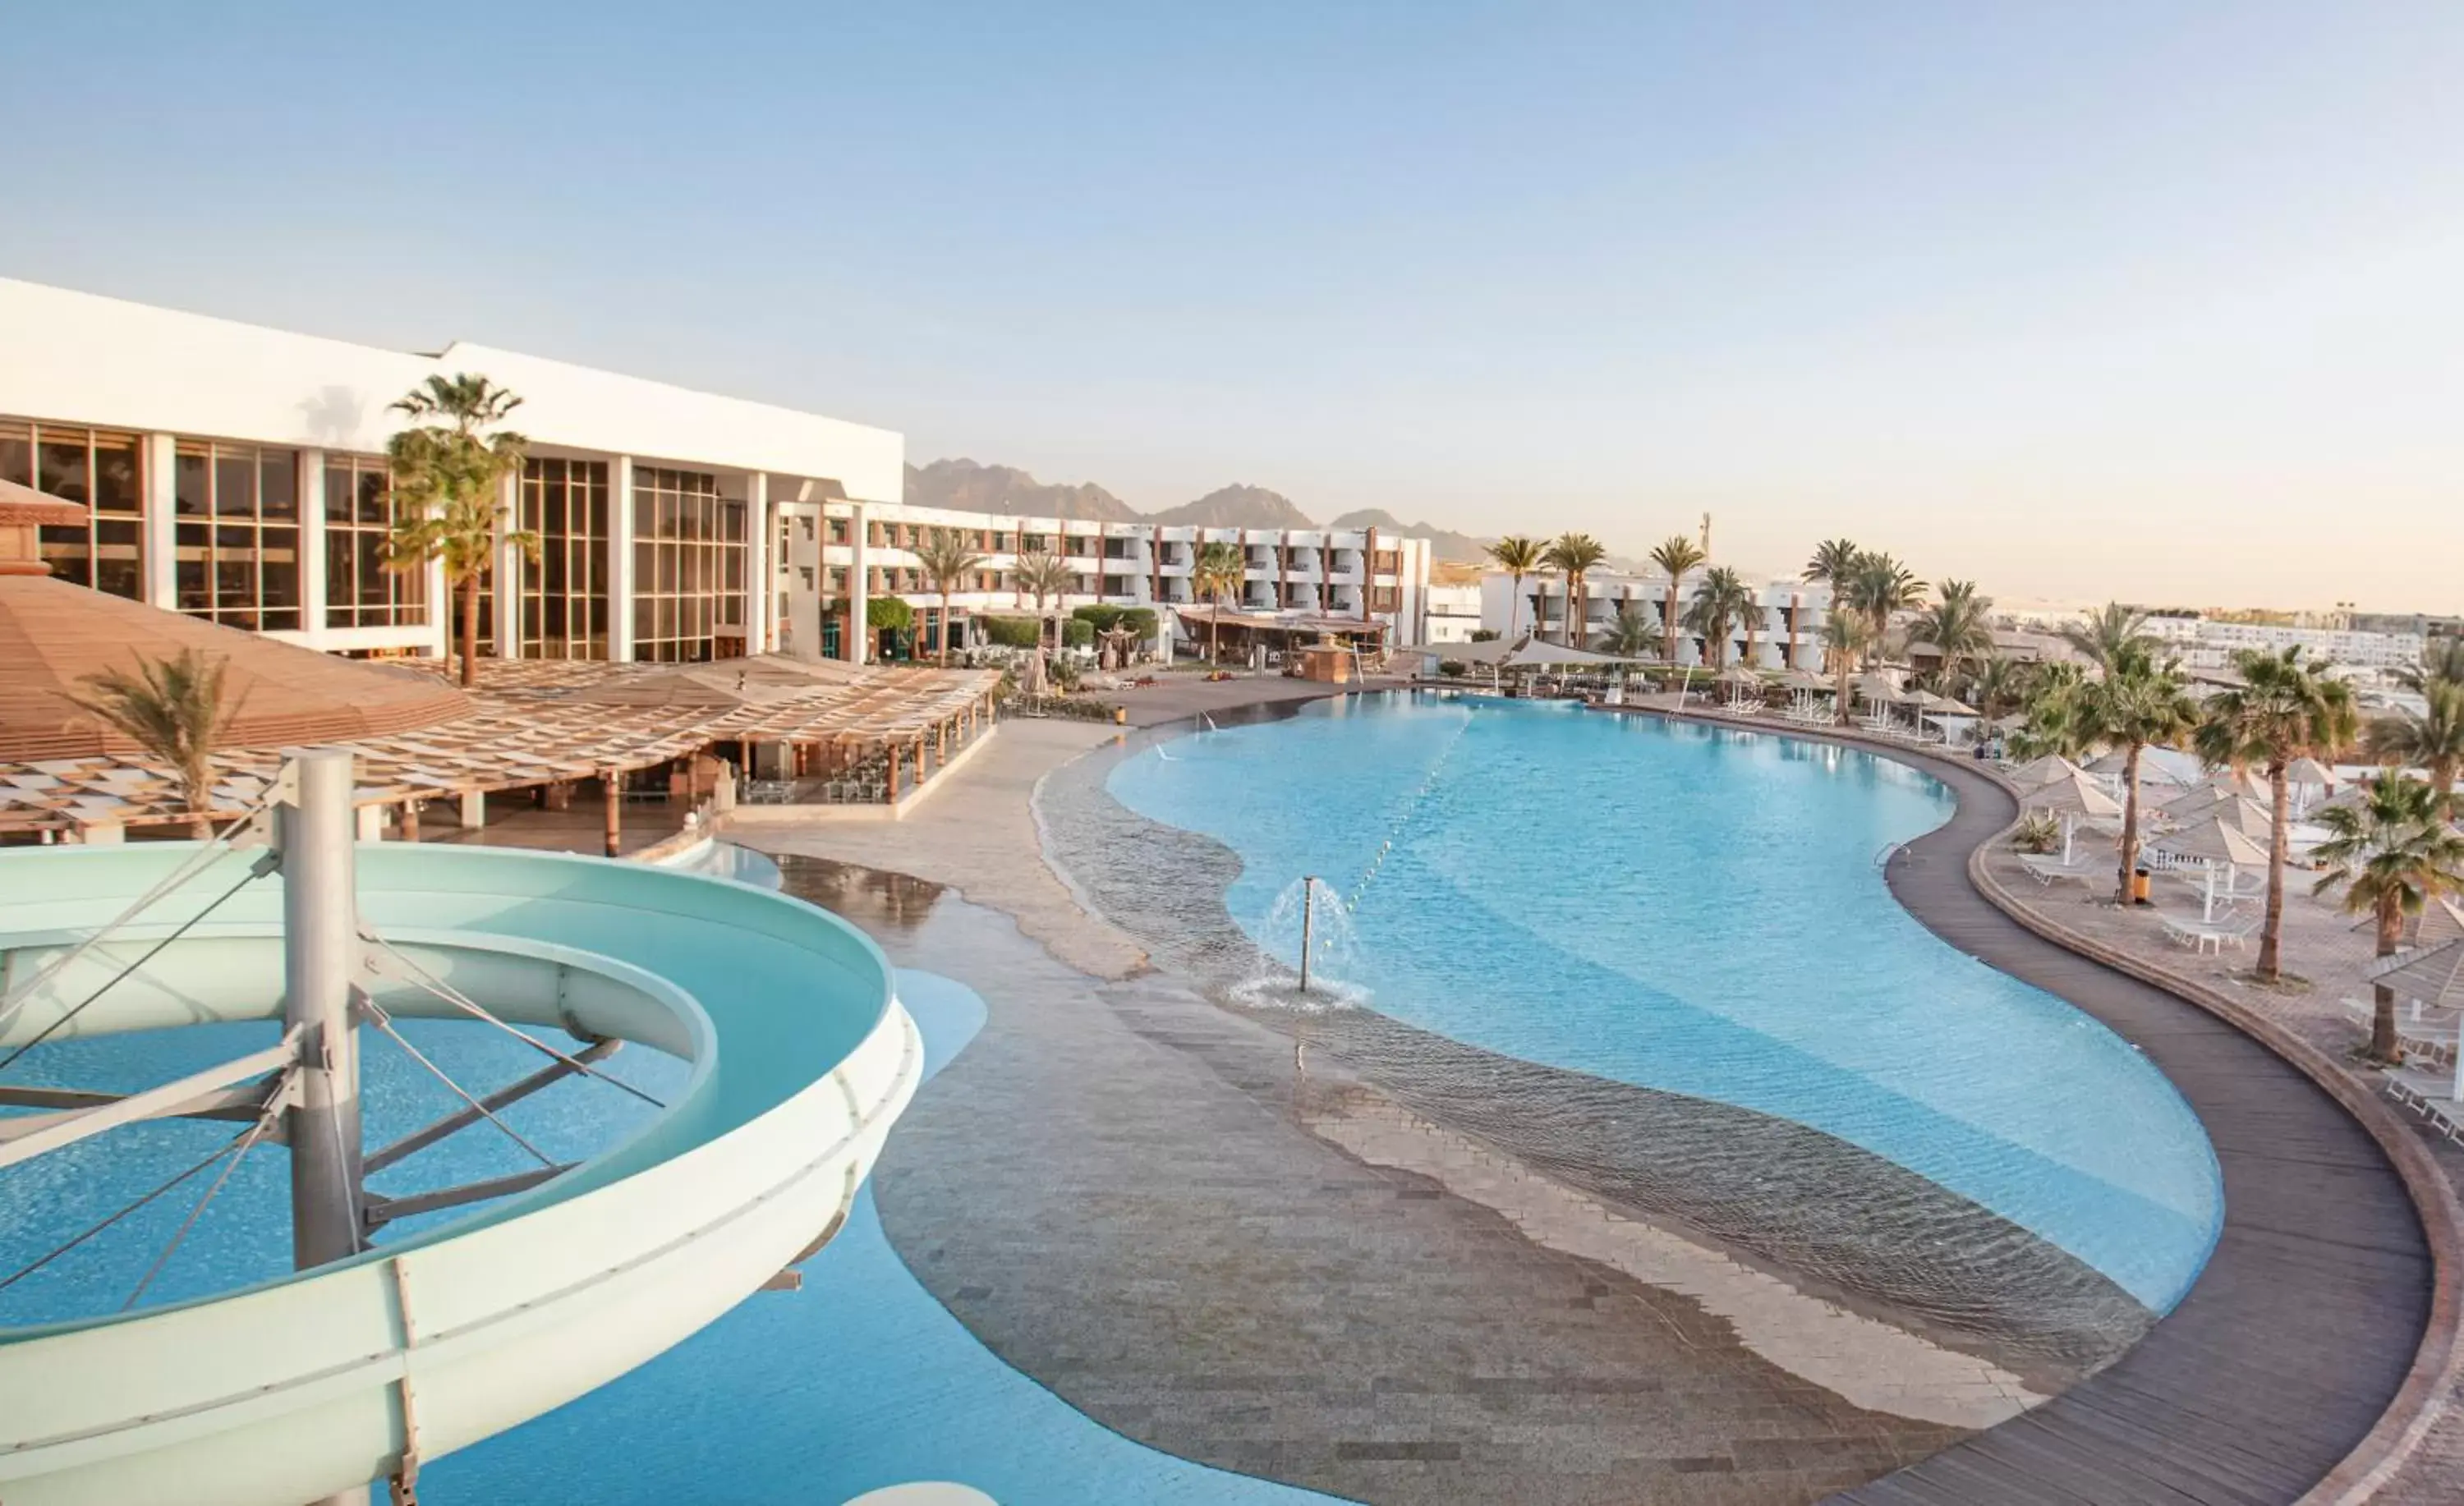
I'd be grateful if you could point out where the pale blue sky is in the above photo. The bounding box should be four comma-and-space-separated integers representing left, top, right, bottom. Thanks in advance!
5, 2, 2459, 608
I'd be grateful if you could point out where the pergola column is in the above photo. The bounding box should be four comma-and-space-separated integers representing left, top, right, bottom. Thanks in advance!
399, 800, 421, 843
603, 772, 621, 857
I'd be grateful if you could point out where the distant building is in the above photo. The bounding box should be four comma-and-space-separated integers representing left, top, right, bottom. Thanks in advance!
1479, 567, 1837, 668
2139, 613, 2425, 673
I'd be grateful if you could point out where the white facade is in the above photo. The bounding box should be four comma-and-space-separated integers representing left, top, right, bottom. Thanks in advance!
0, 278, 1434, 668
830, 500, 1432, 654
1421, 582, 1485, 643
1479, 567, 1837, 669
2140, 614, 2426, 673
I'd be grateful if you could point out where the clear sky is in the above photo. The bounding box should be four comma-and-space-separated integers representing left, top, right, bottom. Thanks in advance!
5, 2, 2459, 609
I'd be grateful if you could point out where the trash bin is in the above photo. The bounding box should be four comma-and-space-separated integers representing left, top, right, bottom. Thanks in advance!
2131, 866, 2153, 905
1114, 706, 1129, 726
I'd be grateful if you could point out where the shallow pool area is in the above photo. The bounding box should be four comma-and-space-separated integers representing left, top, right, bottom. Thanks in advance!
1106, 694, 2224, 1312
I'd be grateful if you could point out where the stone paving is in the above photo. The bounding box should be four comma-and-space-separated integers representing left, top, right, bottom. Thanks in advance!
726, 696, 2197, 1504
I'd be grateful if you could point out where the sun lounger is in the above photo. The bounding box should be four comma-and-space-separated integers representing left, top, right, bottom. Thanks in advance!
2341, 998, 2461, 1065
2158, 912, 2259, 954
2020, 855, 2101, 888
2384, 1068, 2464, 1145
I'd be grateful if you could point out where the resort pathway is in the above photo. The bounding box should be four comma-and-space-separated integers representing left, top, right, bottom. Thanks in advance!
1837, 752, 2434, 1505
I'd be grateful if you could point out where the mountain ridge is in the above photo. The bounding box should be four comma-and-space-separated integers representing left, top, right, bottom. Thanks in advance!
902, 459, 1493, 562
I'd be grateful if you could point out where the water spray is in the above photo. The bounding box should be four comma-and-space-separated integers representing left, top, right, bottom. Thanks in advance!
1299, 875, 1317, 996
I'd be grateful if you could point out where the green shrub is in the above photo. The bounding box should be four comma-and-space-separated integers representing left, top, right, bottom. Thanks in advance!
1439, 660, 1468, 677
2011, 811, 2063, 854
1469, 628, 1500, 642
867, 596, 914, 631
1063, 618, 1094, 649
981, 615, 1041, 649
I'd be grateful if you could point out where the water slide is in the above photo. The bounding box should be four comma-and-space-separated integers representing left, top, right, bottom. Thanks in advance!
0, 843, 921, 1506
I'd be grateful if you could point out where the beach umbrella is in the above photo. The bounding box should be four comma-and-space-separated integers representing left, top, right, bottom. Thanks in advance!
2149, 816, 2269, 921
2287, 755, 2335, 787
1781, 668, 1830, 691
2008, 754, 2090, 789
2366, 938, 2464, 1101
2085, 747, 2200, 788
2023, 771, 2122, 864
1854, 673, 1902, 705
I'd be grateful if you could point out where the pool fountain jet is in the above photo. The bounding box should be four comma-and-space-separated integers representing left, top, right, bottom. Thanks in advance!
1242, 876, 1361, 1012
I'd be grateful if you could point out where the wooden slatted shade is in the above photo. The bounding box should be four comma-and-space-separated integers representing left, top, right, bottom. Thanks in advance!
0, 573, 475, 762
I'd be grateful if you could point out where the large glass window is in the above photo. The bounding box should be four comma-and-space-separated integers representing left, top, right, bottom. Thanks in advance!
173, 440, 300, 630
0, 420, 145, 599
629, 466, 745, 662
324, 453, 427, 628
519, 457, 611, 659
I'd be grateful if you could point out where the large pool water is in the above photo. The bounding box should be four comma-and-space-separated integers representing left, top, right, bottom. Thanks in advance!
1106, 693, 2223, 1311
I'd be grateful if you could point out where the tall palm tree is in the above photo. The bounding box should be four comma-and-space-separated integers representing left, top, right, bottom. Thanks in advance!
1485, 535, 1544, 643
1683, 567, 1753, 671
1910, 579, 1996, 692
2064, 646, 2199, 903
1191, 540, 1246, 663
2312, 773, 2464, 1063
1821, 613, 1871, 727
384, 374, 532, 688
1596, 603, 1656, 658
1843, 553, 1925, 667
2195, 646, 2361, 980
1802, 538, 1862, 590
910, 529, 989, 667
2393, 638, 2464, 694
2369, 681, 2464, 817
1012, 548, 1073, 666
2060, 601, 2155, 676
1648, 535, 1708, 664
69, 650, 238, 839
1542, 533, 1608, 650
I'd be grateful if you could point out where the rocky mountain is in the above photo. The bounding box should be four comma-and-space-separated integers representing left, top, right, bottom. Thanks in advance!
1144, 484, 1315, 530
903, 458, 1141, 522
903, 460, 1487, 554
1326, 508, 1493, 565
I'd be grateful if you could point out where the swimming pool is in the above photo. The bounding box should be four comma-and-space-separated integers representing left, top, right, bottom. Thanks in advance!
1106, 693, 2223, 1312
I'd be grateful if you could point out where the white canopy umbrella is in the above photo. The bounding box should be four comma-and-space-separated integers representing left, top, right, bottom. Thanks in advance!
2085, 746, 2202, 789
2149, 816, 2269, 921
2008, 754, 2090, 790
2365, 938, 2464, 1101
2023, 772, 2123, 864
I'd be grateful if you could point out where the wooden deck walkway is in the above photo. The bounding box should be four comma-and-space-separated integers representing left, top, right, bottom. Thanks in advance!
1835, 759, 2434, 1505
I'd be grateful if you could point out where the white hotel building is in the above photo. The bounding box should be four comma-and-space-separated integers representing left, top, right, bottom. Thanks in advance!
0, 278, 1430, 665
1484, 568, 1839, 669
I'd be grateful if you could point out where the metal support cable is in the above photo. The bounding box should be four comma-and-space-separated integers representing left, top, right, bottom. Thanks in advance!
0, 790, 279, 1035
359, 927, 665, 1110
0, 853, 280, 1077
362, 1006, 558, 1170
0, 1129, 251, 1296
121, 1088, 286, 1311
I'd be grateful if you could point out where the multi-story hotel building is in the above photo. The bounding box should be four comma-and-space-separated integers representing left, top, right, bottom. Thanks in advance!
1483, 568, 1839, 669
0, 278, 1431, 665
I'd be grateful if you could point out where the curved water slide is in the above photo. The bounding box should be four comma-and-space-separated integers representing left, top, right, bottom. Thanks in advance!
0, 843, 922, 1506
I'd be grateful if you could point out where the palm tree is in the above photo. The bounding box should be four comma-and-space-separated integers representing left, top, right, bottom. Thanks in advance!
1649, 535, 1708, 663
1802, 538, 1862, 590
910, 529, 989, 667
1910, 580, 1995, 692
1485, 535, 1544, 643
2060, 601, 2155, 676
2369, 681, 2464, 817
69, 650, 238, 839
1012, 549, 1073, 666
2195, 646, 2361, 980
2312, 772, 2464, 1063
1542, 533, 1608, 650
1842, 553, 1925, 667
384, 374, 532, 688
1191, 540, 1246, 663
2393, 638, 2464, 694
1968, 655, 2034, 725
1596, 603, 1656, 658
1821, 613, 1871, 727
2064, 646, 2199, 903
1684, 567, 1753, 672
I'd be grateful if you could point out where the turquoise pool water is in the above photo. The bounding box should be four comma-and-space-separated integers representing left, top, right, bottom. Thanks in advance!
1107, 694, 2223, 1311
